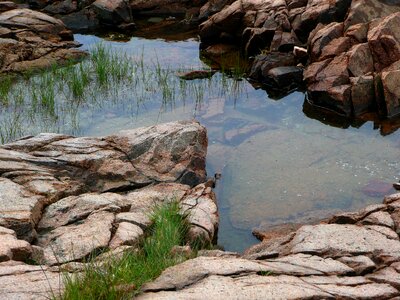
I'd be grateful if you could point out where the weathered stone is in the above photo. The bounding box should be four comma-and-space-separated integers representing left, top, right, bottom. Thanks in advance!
361, 210, 395, 228
249, 52, 296, 82
0, 226, 32, 262
38, 211, 114, 265
379, 67, 400, 117
140, 274, 333, 299
364, 225, 399, 240
43, 0, 78, 15
109, 222, 144, 249
345, 22, 368, 43
319, 36, 353, 61
266, 66, 303, 88
92, 0, 132, 24
350, 75, 375, 116
338, 255, 376, 274
115, 211, 151, 229
0, 2, 17, 13
270, 30, 300, 52
290, 224, 400, 260
0, 8, 85, 73
38, 192, 130, 230
197, 249, 240, 258
293, 46, 307, 59
242, 27, 274, 56
329, 203, 386, 224
308, 22, 344, 61
142, 256, 271, 292
344, 0, 400, 30
368, 12, 400, 72
181, 183, 219, 244
0, 177, 44, 241
367, 266, 400, 289
263, 253, 354, 276
347, 43, 374, 77
0, 261, 63, 299
314, 282, 398, 299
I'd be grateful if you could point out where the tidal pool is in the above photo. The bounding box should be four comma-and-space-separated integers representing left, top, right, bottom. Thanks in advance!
1, 33, 399, 252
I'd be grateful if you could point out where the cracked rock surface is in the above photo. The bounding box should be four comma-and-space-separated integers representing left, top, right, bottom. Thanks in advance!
0, 6, 86, 73
138, 193, 400, 299
0, 120, 218, 299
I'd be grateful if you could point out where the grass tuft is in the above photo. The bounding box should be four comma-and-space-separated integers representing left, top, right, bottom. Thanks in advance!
58, 201, 190, 300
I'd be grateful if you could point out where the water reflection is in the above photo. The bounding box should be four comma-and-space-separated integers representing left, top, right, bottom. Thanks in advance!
0, 34, 399, 253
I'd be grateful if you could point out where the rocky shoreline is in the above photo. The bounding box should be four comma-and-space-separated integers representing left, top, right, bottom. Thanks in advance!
1, 121, 399, 299
138, 194, 400, 299
0, 121, 218, 298
1, 0, 400, 298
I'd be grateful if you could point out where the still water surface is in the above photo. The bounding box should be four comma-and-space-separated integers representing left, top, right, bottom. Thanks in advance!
2, 34, 400, 252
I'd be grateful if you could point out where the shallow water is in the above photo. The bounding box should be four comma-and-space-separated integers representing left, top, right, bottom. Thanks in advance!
1, 34, 400, 253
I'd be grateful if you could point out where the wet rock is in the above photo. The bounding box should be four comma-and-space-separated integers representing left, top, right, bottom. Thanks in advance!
224, 123, 268, 145
109, 222, 144, 249
0, 261, 63, 299
92, 0, 133, 25
0, 227, 32, 262
60, 8, 100, 32
176, 70, 216, 80
248, 52, 296, 82
361, 179, 394, 198
37, 211, 114, 265
266, 66, 303, 89
252, 223, 303, 241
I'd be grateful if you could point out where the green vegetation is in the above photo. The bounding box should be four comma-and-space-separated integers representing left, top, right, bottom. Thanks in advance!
0, 43, 249, 144
59, 201, 191, 300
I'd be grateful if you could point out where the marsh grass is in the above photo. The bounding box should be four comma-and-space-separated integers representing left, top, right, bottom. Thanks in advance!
0, 42, 249, 144
59, 201, 190, 300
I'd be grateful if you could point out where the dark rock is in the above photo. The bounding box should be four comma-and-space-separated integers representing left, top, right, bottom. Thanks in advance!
266, 66, 303, 88
92, 0, 133, 25
248, 52, 296, 82
350, 75, 376, 116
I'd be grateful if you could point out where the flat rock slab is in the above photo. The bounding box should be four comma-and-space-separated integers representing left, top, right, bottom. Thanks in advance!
0, 121, 208, 241
140, 193, 400, 299
0, 261, 63, 300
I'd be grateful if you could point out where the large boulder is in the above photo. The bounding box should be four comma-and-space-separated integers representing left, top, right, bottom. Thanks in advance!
0, 8, 85, 73
304, 11, 400, 118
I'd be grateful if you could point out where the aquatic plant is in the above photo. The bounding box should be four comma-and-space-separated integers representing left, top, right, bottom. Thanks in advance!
0, 42, 249, 144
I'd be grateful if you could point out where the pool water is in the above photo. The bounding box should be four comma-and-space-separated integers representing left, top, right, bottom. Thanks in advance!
1, 33, 400, 253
